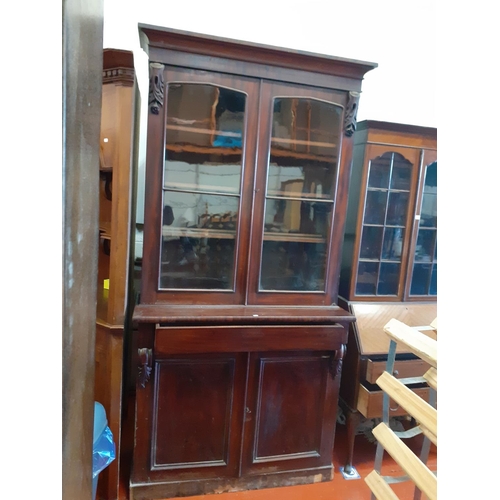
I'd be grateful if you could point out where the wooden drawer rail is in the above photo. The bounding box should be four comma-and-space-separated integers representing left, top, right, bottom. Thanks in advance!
365, 318, 437, 500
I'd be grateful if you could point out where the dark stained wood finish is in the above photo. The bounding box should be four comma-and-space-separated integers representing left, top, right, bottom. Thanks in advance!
155, 325, 347, 354
134, 304, 354, 325
132, 27, 376, 499
140, 67, 259, 306
140, 25, 377, 90
241, 351, 340, 475
62, 1, 103, 499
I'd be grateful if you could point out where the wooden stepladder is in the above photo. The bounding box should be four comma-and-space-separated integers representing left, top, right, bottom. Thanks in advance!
365, 318, 437, 500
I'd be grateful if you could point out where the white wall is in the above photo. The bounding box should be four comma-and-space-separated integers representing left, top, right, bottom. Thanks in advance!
103, 0, 436, 223
103, 0, 436, 126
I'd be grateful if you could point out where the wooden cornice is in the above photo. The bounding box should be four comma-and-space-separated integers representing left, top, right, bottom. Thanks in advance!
102, 48, 135, 86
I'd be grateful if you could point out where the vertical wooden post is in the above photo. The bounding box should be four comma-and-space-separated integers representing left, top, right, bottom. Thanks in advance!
62, 0, 103, 498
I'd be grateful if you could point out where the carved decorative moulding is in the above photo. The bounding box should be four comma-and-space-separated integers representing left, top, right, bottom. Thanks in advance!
343, 92, 360, 137
149, 63, 165, 114
102, 67, 135, 86
329, 344, 346, 380
138, 348, 153, 388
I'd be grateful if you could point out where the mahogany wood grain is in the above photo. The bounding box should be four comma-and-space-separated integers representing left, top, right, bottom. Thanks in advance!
133, 304, 355, 325
241, 351, 340, 475
154, 324, 347, 354
140, 24, 377, 84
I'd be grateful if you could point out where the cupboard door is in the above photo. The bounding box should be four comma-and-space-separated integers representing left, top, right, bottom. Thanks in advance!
133, 350, 247, 483
248, 82, 353, 306
141, 66, 260, 305
406, 149, 437, 299
351, 145, 421, 300
241, 350, 340, 475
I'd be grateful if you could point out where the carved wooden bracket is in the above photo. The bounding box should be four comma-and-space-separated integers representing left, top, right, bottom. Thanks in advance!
343, 92, 360, 137
138, 348, 153, 388
329, 344, 346, 380
149, 63, 165, 115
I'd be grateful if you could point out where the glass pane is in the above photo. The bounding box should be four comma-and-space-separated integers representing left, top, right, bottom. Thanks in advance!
264, 199, 332, 236
164, 83, 246, 194
260, 199, 331, 291
368, 154, 391, 189
386, 191, 409, 226
414, 228, 436, 262
364, 190, 388, 225
430, 264, 437, 295
420, 162, 437, 228
267, 98, 341, 199
381, 227, 404, 261
391, 153, 412, 190
410, 263, 432, 295
355, 261, 378, 295
259, 97, 341, 293
359, 226, 383, 260
260, 240, 327, 291
377, 263, 400, 295
160, 192, 239, 289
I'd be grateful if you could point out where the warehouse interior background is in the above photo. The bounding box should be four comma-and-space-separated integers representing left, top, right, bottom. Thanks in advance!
2, 0, 499, 497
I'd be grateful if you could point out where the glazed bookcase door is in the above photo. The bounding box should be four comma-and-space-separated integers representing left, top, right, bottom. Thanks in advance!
350, 145, 421, 300
247, 82, 352, 306
405, 149, 437, 300
140, 66, 260, 305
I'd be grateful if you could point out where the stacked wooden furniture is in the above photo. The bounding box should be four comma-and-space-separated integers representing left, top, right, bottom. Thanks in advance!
130, 25, 377, 500
365, 318, 437, 500
338, 121, 437, 476
95, 48, 138, 500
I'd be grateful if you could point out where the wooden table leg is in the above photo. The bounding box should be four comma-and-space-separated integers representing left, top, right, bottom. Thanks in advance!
344, 407, 361, 474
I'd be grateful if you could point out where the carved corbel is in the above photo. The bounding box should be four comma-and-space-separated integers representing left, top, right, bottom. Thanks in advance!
138, 348, 153, 388
343, 91, 360, 137
149, 63, 165, 115
329, 344, 346, 380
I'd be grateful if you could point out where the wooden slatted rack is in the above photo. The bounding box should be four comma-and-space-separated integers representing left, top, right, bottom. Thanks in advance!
365, 318, 437, 500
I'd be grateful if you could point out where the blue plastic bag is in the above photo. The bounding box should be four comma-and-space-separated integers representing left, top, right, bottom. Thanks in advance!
92, 426, 116, 478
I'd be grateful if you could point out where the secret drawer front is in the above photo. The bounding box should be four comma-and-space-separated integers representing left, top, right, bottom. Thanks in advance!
365, 359, 430, 385
154, 324, 347, 355
356, 384, 430, 419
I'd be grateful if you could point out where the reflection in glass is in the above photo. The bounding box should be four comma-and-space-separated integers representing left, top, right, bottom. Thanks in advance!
420, 162, 437, 227
382, 227, 404, 260
410, 162, 437, 296
391, 156, 412, 190
386, 191, 409, 226
160, 83, 247, 290
377, 263, 400, 295
355, 152, 413, 297
414, 228, 436, 262
410, 264, 433, 295
164, 83, 246, 194
355, 261, 378, 295
364, 190, 388, 225
259, 97, 341, 292
160, 193, 239, 289
359, 226, 383, 260
368, 155, 391, 189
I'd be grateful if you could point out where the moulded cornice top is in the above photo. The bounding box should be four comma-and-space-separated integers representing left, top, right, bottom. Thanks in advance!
138, 24, 378, 81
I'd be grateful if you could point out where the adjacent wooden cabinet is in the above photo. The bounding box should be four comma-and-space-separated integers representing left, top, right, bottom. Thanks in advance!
340, 120, 437, 302
95, 49, 138, 500
130, 25, 377, 499
337, 121, 437, 476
